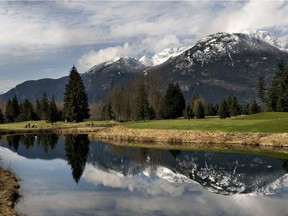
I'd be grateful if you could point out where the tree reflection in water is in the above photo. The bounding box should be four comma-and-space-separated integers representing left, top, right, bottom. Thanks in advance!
6, 133, 59, 152
64, 134, 90, 183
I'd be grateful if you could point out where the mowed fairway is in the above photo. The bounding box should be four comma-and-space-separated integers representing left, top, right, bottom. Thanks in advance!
125, 112, 288, 133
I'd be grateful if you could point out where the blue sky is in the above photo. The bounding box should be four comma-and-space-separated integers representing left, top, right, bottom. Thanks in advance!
0, 0, 287, 93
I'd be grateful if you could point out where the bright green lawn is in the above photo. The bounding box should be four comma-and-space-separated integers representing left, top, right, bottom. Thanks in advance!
125, 112, 288, 133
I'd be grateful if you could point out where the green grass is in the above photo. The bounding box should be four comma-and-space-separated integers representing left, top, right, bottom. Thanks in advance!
0, 120, 115, 131
125, 112, 288, 133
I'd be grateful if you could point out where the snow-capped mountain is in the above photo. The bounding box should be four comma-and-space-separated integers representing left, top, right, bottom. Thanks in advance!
87, 57, 145, 74
242, 30, 288, 52
140, 30, 287, 67
1, 30, 288, 103
139, 46, 190, 66
146, 31, 288, 103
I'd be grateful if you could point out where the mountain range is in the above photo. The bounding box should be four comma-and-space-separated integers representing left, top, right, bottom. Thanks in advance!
1, 30, 288, 103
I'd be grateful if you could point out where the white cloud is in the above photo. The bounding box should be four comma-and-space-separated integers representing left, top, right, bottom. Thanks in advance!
76, 35, 186, 71
209, 0, 288, 34
0, 0, 288, 90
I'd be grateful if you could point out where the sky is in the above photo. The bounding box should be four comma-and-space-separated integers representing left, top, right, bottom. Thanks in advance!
0, 0, 287, 93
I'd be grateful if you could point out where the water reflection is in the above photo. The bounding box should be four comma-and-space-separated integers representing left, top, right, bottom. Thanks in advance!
0, 134, 288, 215
65, 134, 90, 183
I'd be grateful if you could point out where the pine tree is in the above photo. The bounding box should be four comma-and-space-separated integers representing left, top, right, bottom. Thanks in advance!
257, 76, 266, 111
18, 99, 36, 121
219, 99, 230, 119
35, 97, 41, 120
5, 96, 20, 122
101, 101, 114, 121
249, 100, 261, 114
46, 96, 59, 124
205, 103, 217, 116
0, 108, 4, 123
184, 103, 194, 120
161, 83, 185, 119
268, 61, 288, 112
227, 96, 241, 117
135, 83, 150, 121
194, 99, 205, 119
63, 65, 90, 122
40, 92, 49, 119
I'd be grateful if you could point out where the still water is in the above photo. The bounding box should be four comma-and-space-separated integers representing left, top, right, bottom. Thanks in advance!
0, 134, 288, 216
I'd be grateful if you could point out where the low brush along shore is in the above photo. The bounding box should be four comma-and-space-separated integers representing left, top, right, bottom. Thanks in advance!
0, 168, 20, 216
88, 125, 288, 148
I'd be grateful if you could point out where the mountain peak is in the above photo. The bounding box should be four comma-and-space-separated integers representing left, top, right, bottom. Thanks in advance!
242, 30, 287, 52
140, 46, 190, 66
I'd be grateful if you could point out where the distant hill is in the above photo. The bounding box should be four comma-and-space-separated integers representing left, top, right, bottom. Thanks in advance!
1, 30, 287, 104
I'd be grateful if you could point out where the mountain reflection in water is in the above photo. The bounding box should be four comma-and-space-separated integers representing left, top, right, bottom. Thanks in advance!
0, 134, 288, 216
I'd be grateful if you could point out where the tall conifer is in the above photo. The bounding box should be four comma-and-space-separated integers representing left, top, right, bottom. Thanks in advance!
63, 65, 90, 122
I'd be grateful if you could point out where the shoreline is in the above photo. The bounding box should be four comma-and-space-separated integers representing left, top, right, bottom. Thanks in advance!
88, 125, 288, 147
1, 125, 288, 148
0, 168, 20, 216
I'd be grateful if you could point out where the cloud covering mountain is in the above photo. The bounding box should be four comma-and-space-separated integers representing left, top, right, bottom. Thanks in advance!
0, 1, 288, 93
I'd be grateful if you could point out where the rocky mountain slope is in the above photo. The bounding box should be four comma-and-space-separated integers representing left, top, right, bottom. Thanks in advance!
0, 31, 287, 103
147, 31, 288, 103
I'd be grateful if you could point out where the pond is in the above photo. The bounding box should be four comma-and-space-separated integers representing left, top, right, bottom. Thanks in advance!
0, 134, 288, 216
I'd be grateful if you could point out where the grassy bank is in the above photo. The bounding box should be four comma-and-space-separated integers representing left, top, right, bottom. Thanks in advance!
124, 112, 288, 133
0, 120, 115, 135
0, 168, 20, 216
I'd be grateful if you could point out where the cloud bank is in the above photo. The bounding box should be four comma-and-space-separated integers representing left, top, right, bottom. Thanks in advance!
0, 0, 287, 90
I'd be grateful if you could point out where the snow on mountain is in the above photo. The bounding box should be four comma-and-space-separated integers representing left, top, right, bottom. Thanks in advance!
248, 174, 288, 196
140, 46, 190, 66
143, 166, 195, 184
86, 57, 145, 74
242, 30, 288, 52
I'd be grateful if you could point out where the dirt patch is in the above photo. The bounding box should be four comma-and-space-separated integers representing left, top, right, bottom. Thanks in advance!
88, 125, 288, 148
0, 168, 20, 216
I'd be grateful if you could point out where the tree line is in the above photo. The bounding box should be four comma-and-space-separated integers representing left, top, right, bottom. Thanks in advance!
102, 61, 288, 121
1, 65, 90, 124
257, 60, 288, 112
1, 60, 287, 124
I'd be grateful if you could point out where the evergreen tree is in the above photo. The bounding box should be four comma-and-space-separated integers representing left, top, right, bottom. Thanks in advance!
46, 96, 59, 124
101, 101, 114, 121
135, 84, 150, 121
194, 99, 205, 119
242, 104, 250, 115
184, 103, 194, 120
147, 105, 156, 120
0, 108, 4, 123
218, 99, 230, 119
5, 99, 13, 122
205, 103, 217, 116
161, 83, 185, 119
17, 99, 36, 121
63, 65, 90, 122
257, 76, 266, 111
249, 100, 261, 114
5, 96, 20, 122
40, 92, 49, 119
35, 97, 41, 120
268, 61, 288, 112
227, 96, 241, 117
